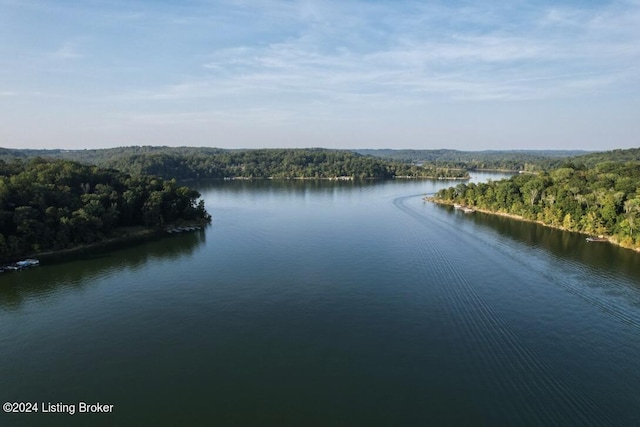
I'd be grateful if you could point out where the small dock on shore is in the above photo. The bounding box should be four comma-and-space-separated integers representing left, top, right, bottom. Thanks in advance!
454, 204, 475, 213
0, 258, 40, 273
165, 226, 203, 234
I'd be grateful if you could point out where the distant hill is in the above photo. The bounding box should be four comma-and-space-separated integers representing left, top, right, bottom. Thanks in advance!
569, 148, 640, 167
0, 147, 468, 180
0, 146, 228, 165
1, 146, 638, 177
354, 149, 590, 171
355, 149, 588, 161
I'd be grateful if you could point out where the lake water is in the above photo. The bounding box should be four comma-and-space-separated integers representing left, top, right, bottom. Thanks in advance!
1, 172, 639, 426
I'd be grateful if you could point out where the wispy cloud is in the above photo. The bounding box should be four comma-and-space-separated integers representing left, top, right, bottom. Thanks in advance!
106, 0, 638, 111
2, 0, 640, 149
49, 42, 82, 60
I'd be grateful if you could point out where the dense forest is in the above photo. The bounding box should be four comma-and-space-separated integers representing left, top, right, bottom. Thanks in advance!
7, 146, 629, 180
356, 149, 587, 171
7, 147, 637, 178
432, 160, 640, 250
1, 148, 470, 180
562, 148, 640, 168
0, 158, 210, 262
95, 148, 464, 180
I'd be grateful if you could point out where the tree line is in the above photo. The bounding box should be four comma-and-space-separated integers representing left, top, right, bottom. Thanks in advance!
89, 148, 469, 180
355, 148, 587, 171
7, 146, 640, 177
1, 147, 469, 180
432, 161, 640, 250
0, 158, 210, 262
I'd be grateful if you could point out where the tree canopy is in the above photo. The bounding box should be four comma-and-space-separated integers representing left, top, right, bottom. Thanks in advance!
0, 147, 469, 180
432, 161, 640, 250
0, 158, 210, 262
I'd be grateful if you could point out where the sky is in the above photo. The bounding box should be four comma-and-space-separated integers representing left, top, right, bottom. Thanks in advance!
1, 0, 639, 151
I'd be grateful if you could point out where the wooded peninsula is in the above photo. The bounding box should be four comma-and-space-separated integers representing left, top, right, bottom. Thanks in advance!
431, 157, 640, 251
0, 158, 210, 263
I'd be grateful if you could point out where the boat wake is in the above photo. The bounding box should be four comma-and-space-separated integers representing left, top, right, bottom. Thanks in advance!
391, 194, 616, 425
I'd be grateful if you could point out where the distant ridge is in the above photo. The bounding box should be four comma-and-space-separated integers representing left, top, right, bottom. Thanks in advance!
0, 147, 468, 181
1, 146, 638, 176
354, 148, 590, 162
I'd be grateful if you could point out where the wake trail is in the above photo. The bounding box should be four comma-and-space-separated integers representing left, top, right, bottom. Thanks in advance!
423, 199, 640, 330
391, 194, 614, 426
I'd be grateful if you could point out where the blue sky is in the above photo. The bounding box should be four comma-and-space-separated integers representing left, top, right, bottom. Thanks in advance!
1, 0, 639, 151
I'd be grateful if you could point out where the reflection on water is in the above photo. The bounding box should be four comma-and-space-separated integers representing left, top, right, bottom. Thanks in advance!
436, 204, 640, 283
431, 203, 640, 332
0, 230, 206, 309
191, 177, 383, 192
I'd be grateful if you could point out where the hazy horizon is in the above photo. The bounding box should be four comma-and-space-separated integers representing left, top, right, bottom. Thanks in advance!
1, 0, 639, 151
0, 145, 600, 153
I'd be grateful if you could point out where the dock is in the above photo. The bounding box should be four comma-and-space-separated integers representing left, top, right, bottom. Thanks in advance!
0, 258, 40, 273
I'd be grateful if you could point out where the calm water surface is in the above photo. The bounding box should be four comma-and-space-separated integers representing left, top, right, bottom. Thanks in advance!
1, 172, 639, 426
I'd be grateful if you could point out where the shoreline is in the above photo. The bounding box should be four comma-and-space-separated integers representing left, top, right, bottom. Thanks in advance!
425, 197, 640, 253
4, 222, 208, 265
221, 175, 470, 181
10, 227, 161, 266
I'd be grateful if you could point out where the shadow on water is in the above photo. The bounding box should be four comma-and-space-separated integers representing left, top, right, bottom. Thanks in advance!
436, 204, 640, 283
191, 178, 378, 192
0, 230, 207, 309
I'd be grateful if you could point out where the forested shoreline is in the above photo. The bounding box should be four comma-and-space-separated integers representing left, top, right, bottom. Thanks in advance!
430, 160, 640, 251
0, 158, 211, 263
356, 148, 588, 171
99, 148, 469, 180
2, 145, 640, 258
7, 146, 640, 181
1, 147, 469, 180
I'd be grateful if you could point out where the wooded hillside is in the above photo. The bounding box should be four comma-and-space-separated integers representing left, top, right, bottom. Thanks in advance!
1, 147, 469, 180
0, 158, 210, 262
433, 160, 640, 249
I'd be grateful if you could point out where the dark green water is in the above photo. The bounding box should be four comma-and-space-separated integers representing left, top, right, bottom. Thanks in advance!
1, 173, 639, 426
